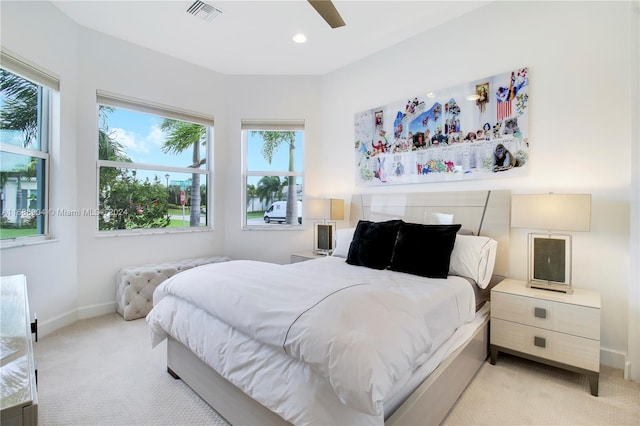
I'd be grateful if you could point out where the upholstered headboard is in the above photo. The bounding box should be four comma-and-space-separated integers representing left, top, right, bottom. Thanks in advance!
349, 190, 510, 276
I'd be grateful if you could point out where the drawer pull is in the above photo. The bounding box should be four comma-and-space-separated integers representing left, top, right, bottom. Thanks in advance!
534, 307, 547, 319
534, 336, 546, 348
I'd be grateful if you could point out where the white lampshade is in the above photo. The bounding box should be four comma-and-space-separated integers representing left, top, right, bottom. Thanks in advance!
306, 199, 344, 221
511, 194, 591, 232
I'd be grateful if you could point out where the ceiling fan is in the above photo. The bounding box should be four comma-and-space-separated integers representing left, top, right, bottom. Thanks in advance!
307, 0, 346, 28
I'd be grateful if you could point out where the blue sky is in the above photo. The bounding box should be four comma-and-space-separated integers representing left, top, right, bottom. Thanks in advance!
0, 102, 304, 189
104, 108, 304, 188
103, 108, 195, 168
0, 92, 40, 173
246, 130, 304, 188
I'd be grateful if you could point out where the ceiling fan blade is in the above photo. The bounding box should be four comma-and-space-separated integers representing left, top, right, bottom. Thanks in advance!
308, 0, 346, 28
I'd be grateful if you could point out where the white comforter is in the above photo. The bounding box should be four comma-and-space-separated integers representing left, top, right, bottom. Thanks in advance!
148, 256, 475, 420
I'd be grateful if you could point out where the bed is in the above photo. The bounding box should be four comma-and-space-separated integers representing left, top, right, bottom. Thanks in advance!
147, 190, 511, 425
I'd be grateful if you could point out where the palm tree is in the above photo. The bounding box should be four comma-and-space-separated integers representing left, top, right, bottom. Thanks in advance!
256, 176, 282, 208
0, 69, 38, 147
1, 70, 41, 228
251, 131, 297, 224
98, 106, 130, 162
98, 106, 131, 193
160, 119, 206, 227
246, 183, 258, 212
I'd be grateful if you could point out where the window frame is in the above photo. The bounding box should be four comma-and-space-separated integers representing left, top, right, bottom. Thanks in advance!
96, 91, 214, 236
241, 120, 305, 230
1, 49, 57, 247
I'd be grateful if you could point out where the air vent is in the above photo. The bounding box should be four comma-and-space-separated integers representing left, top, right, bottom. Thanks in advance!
187, 0, 222, 22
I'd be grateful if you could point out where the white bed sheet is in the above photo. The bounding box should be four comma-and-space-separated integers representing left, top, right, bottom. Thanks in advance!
147, 256, 481, 425
383, 302, 490, 417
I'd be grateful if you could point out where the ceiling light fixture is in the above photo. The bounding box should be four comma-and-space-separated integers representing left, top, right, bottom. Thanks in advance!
427, 92, 436, 99
292, 33, 307, 43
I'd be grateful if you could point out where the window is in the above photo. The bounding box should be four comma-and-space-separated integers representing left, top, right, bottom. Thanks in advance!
97, 92, 212, 233
1, 51, 58, 243
241, 121, 304, 228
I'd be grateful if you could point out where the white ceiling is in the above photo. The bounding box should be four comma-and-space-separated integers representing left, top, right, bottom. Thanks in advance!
50, 0, 491, 75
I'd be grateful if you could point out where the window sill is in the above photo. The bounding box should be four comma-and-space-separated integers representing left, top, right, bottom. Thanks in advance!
242, 225, 305, 231
1, 237, 59, 250
95, 226, 214, 238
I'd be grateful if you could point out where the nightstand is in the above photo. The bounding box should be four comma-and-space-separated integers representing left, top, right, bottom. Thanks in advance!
290, 251, 327, 263
490, 278, 601, 396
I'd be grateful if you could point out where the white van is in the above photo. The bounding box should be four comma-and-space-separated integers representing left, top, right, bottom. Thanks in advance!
263, 201, 302, 224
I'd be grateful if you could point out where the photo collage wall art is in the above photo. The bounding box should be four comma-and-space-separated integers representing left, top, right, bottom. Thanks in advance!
354, 67, 529, 186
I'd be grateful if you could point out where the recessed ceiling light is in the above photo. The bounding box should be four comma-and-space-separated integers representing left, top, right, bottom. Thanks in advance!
292, 33, 307, 43
427, 92, 436, 99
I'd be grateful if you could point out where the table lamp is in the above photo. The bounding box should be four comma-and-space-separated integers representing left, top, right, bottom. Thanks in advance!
306, 198, 344, 254
511, 193, 591, 293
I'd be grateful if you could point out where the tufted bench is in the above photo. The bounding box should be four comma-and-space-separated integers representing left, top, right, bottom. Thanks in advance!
116, 256, 231, 320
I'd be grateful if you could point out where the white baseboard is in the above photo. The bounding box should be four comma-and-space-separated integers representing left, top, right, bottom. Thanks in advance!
38, 309, 78, 338
37, 302, 116, 338
600, 346, 627, 371
78, 302, 116, 320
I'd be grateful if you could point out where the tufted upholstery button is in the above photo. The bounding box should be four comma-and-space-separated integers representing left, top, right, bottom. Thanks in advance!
115, 256, 231, 320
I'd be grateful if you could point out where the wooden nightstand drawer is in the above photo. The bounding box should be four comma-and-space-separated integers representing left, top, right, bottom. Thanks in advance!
490, 279, 601, 396
491, 291, 600, 340
491, 319, 600, 371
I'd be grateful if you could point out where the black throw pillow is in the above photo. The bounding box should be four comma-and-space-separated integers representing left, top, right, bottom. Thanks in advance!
346, 219, 403, 269
346, 220, 372, 266
389, 223, 462, 278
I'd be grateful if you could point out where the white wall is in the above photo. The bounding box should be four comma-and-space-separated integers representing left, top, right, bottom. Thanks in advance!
1, 0, 637, 375
628, 0, 640, 381
0, 1, 324, 332
317, 1, 637, 370
73, 29, 228, 319
222, 75, 322, 263
0, 1, 231, 332
1, 1, 79, 334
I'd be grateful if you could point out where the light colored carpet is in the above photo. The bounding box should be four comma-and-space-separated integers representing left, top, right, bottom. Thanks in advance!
34, 313, 639, 426
35, 313, 227, 426
442, 353, 639, 426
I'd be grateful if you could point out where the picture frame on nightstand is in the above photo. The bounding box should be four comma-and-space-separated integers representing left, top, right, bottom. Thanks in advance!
527, 233, 573, 293
314, 222, 336, 255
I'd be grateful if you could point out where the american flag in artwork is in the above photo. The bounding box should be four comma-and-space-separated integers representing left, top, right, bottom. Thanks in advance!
497, 99, 512, 121
495, 83, 513, 121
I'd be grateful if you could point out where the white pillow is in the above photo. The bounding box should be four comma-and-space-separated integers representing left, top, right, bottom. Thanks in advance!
448, 235, 498, 289
332, 227, 355, 258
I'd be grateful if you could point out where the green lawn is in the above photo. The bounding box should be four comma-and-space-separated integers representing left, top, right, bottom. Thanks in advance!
167, 219, 206, 228
168, 207, 192, 216
0, 228, 38, 239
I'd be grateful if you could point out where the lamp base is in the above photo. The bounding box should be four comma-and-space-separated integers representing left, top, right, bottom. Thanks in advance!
526, 281, 574, 294
314, 222, 335, 255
